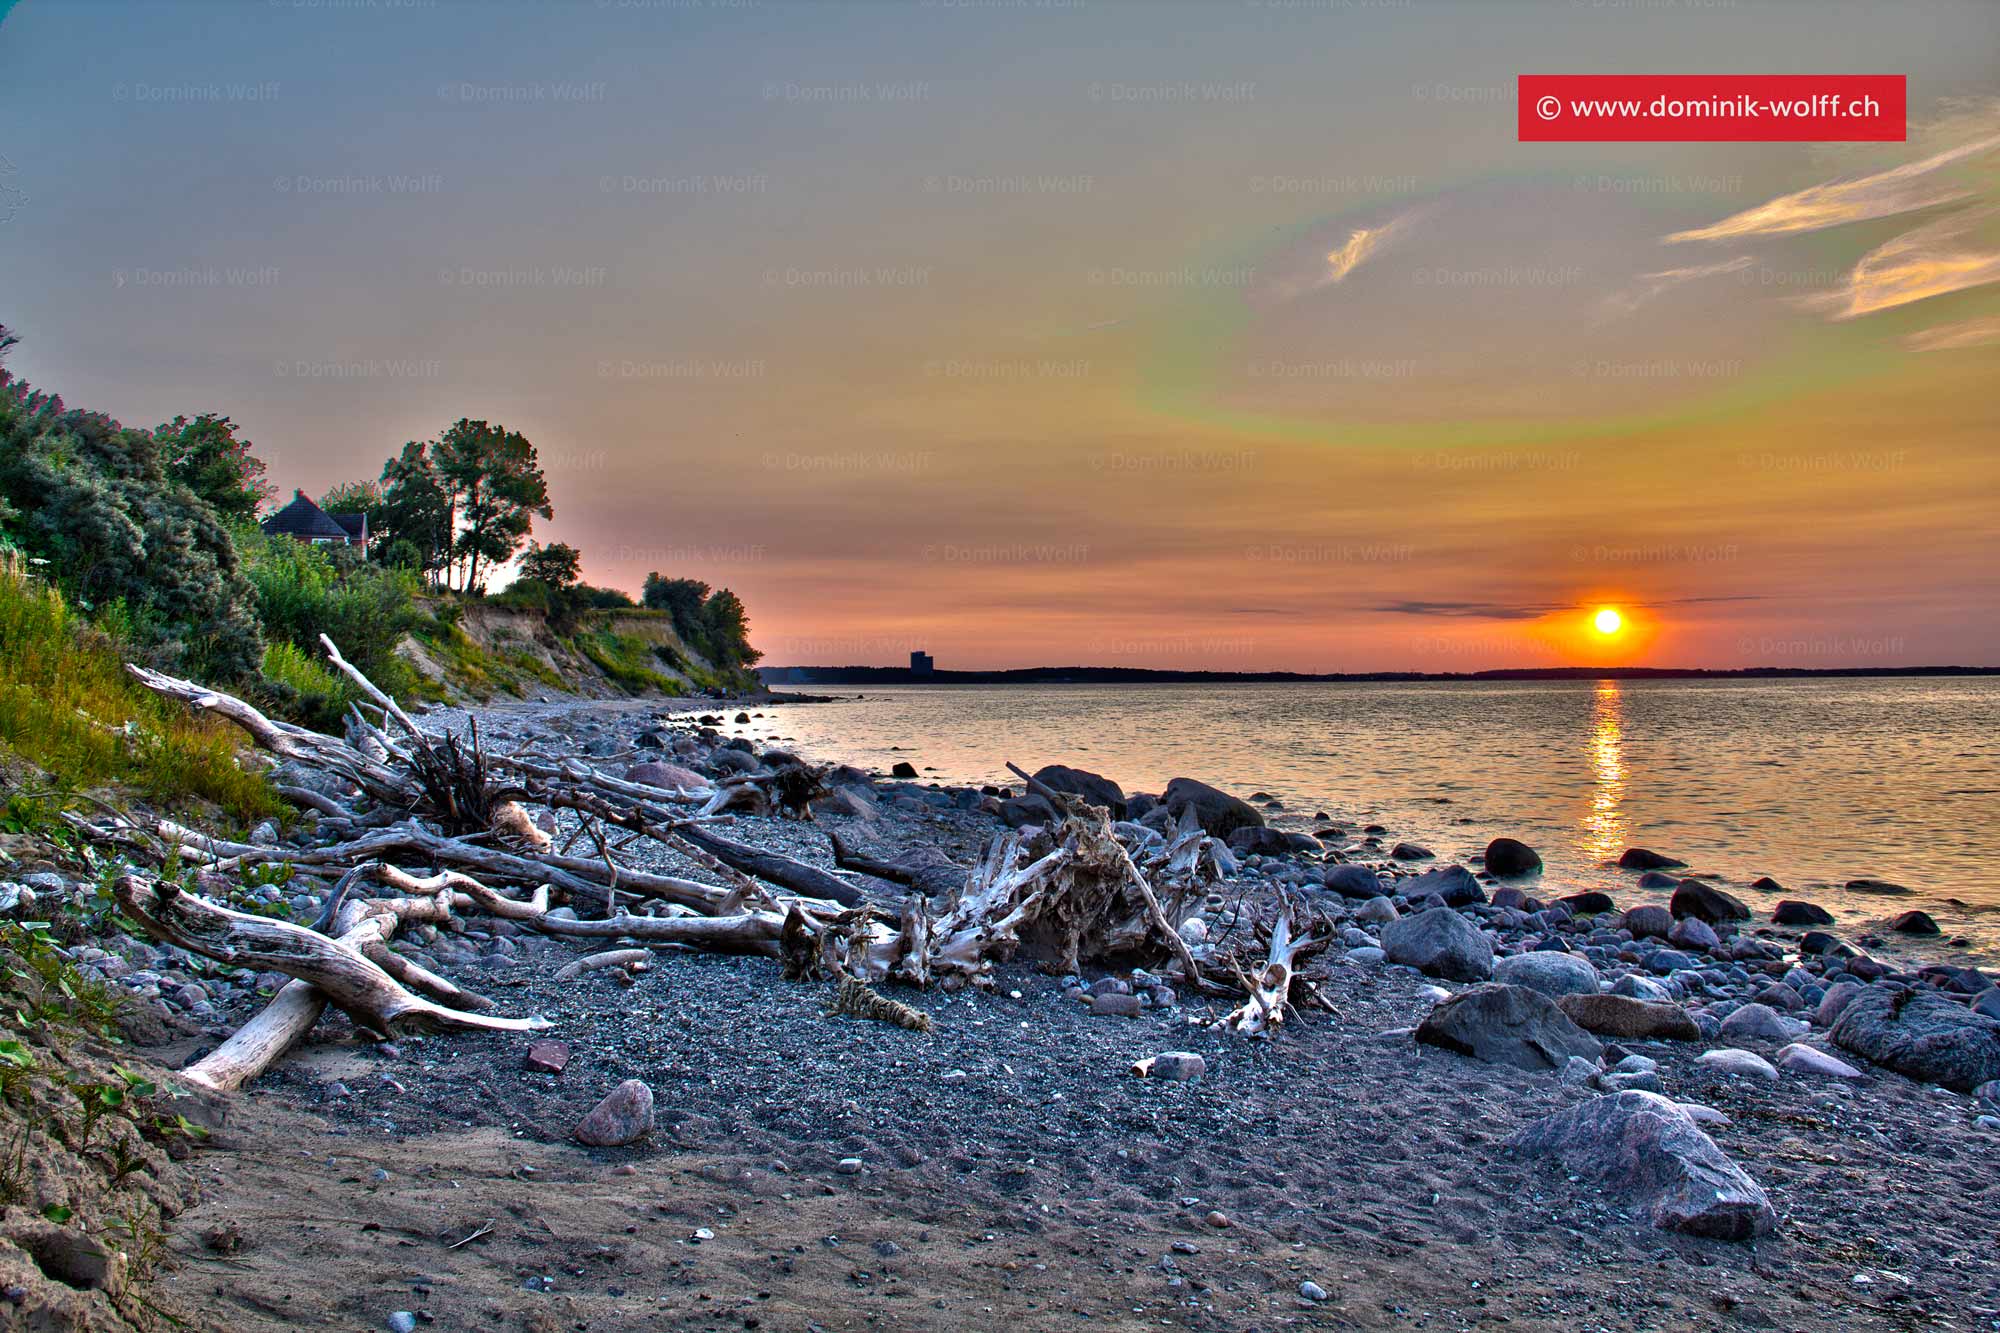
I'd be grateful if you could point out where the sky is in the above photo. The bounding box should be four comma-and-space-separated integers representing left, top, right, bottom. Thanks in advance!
2, 0, 1997, 671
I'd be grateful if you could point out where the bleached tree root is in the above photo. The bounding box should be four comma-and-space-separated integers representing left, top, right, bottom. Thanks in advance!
115, 874, 548, 1040
1211, 904, 1335, 1038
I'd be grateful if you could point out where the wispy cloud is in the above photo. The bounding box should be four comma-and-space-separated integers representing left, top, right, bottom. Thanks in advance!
1666, 130, 2000, 244
1805, 209, 2000, 319
1904, 314, 2000, 351
1323, 225, 1388, 285
1603, 255, 1754, 316
1372, 599, 1561, 621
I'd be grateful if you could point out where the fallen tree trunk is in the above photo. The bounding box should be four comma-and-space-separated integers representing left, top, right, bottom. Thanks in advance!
676, 824, 869, 908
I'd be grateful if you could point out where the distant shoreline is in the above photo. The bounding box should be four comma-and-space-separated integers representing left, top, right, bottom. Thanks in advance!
758, 664, 2000, 686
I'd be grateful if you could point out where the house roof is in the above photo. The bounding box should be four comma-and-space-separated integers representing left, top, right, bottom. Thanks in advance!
331, 512, 368, 540
261, 490, 354, 540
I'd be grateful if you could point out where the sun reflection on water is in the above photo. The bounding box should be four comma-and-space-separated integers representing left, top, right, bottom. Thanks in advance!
1582, 680, 1627, 863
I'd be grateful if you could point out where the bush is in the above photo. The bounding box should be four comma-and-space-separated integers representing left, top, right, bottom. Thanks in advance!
242, 532, 421, 709
254, 640, 353, 732
0, 567, 280, 823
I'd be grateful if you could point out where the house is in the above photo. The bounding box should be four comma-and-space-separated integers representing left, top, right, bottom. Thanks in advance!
262, 489, 368, 549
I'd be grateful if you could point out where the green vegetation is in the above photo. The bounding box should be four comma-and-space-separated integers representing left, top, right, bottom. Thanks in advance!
641, 573, 761, 670
0, 567, 280, 821
572, 627, 688, 695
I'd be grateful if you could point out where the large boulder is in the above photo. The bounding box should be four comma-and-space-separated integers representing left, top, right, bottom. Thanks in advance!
1397, 864, 1486, 908
997, 794, 1059, 828
1415, 984, 1602, 1071
1228, 826, 1319, 857
625, 760, 709, 791
1162, 778, 1264, 838
1508, 1091, 1777, 1240
1483, 837, 1542, 877
1321, 863, 1386, 900
1670, 880, 1749, 924
1381, 906, 1493, 982
1623, 905, 1673, 939
1555, 993, 1700, 1041
1031, 765, 1127, 816
1493, 951, 1601, 999
1773, 900, 1834, 926
1559, 891, 1617, 917
1617, 848, 1686, 871
1830, 988, 2000, 1092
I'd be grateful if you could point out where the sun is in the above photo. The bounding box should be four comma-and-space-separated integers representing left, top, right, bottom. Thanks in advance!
1592, 607, 1625, 636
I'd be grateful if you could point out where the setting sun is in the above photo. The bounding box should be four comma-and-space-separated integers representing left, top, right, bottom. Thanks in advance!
1593, 608, 1625, 636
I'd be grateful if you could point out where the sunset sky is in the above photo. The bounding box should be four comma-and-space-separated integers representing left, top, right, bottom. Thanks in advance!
3, 1, 1996, 670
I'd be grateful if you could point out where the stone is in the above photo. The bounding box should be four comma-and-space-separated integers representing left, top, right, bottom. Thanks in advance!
1975, 1079, 2000, 1109
811, 787, 880, 820
1623, 905, 1673, 939
388, 1315, 418, 1333
1344, 946, 1386, 965
1508, 1090, 1776, 1239
1670, 880, 1750, 924
1162, 777, 1264, 837
1830, 988, 2000, 1092
1090, 993, 1143, 1018
1610, 974, 1672, 1002
1973, 988, 2000, 1021
1775, 1043, 1863, 1079
624, 761, 708, 791
997, 794, 1059, 828
1618, 848, 1686, 871
1556, 993, 1700, 1041
1381, 906, 1494, 982
1353, 896, 1398, 925
1844, 878, 1912, 896
1031, 764, 1127, 816
1887, 910, 1940, 935
1493, 950, 1601, 999
574, 1080, 654, 1147
1773, 900, 1834, 926
1322, 864, 1386, 899
1719, 1003, 1801, 1046
1559, 891, 1617, 916
1814, 981, 1863, 1028
1415, 983, 1602, 1071
1483, 837, 1542, 877
1145, 1051, 1206, 1081
1675, 1101, 1731, 1127
1397, 864, 1485, 907
1228, 826, 1320, 857
1299, 1280, 1328, 1302
1668, 916, 1720, 951
836, 1157, 863, 1174
708, 747, 761, 776
524, 1040, 571, 1074
1697, 1049, 1778, 1081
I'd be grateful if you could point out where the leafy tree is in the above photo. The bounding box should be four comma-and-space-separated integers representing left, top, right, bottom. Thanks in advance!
377, 442, 453, 587
575, 584, 635, 609
518, 540, 581, 591
154, 413, 273, 521
641, 573, 709, 638
700, 588, 761, 667
432, 418, 551, 592
319, 480, 387, 553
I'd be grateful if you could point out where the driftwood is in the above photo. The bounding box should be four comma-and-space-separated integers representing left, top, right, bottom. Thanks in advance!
828, 830, 966, 898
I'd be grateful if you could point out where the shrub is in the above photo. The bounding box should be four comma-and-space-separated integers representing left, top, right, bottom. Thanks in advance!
254, 640, 353, 732
242, 532, 421, 707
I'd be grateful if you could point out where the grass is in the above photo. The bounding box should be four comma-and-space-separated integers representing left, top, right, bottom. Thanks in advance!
572, 628, 688, 695
0, 569, 281, 823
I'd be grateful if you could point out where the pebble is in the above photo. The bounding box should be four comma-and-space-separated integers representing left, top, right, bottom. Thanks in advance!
1300, 1280, 1329, 1302
835, 1157, 863, 1174
1203, 1210, 1230, 1228
388, 1314, 417, 1333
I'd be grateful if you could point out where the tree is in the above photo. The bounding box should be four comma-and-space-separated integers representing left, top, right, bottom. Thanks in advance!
641, 573, 709, 639
518, 540, 581, 590
319, 480, 387, 555
700, 588, 761, 667
154, 413, 273, 521
377, 442, 453, 588
432, 418, 551, 593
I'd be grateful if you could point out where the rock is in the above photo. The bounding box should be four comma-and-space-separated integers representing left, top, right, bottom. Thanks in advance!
1636, 870, 1680, 889
1670, 880, 1749, 924
1141, 1051, 1206, 1081
1381, 906, 1494, 982
1089, 993, 1143, 1018
1493, 951, 1601, 999
1719, 1003, 1801, 1046
1177, 917, 1208, 945
1610, 974, 1672, 1002
574, 1080, 654, 1147
1844, 878, 1911, 896
0, 883, 36, 916
1697, 1049, 1778, 1081
625, 761, 708, 791
1507, 1090, 1776, 1239
1031, 765, 1127, 816
1483, 837, 1542, 877
997, 794, 1059, 828
524, 1040, 571, 1074
1415, 984, 1602, 1071
1353, 895, 1398, 925
811, 787, 880, 820
388, 1314, 418, 1333
835, 1157, 863, 1174
1976, 1079, 2000, 1109
1814, 981, 1863, 1028
1887, 910, 1940, 935
1390, 842, 1434, 861
1397, 864, 1485, 908
1830, 988, 2000, 1092
1228, 826, 1319, 857
889, 760, 919, 779
1622, 905, 1673, 940
1161, 778, 1264, 837
1668, 916, 1720, 951
1299, 1280, 1328, 1302
1775, 1043, 1863, 1079
1675, 1101, 1731, 1127
1618, 848, 1686, 871
1322, 864, 1385, 900
1344, 946, 1386, 965
1773, 900, 1834, 926
1973, 988, 2000, 1021
1556, 993, 1700, 1041
1559, 891, 1617, 916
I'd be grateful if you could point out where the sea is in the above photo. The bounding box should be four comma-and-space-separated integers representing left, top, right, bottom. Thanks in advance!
715, 677, 2000, 951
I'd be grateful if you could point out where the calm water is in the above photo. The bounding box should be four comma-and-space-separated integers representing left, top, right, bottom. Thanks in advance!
717, 679, 2000, 946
